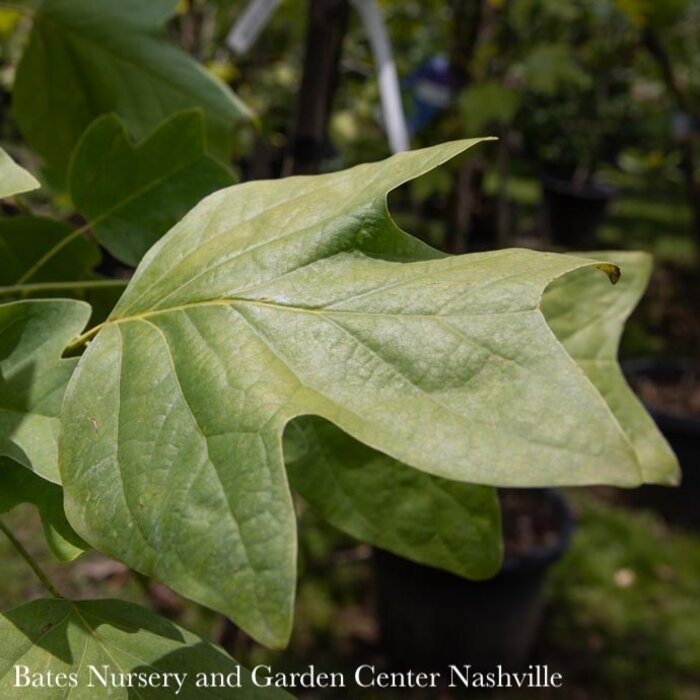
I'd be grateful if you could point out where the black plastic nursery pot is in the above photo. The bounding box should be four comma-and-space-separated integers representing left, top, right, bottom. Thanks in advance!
623, 358, 700, 527
541, 174, 615, 249
373, 489, 575, 673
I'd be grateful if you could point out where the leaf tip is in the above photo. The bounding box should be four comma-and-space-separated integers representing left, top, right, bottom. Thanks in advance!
664, 464, 683, 487
594, 262, 621, 285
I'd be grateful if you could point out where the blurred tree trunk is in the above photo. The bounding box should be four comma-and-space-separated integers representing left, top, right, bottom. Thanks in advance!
179, 0, 201, 57
284, 0, 350, 175
448, 0, 484, 88
642, 28, 700, 249
445, 0, 486, 253
174, 0, 214, 60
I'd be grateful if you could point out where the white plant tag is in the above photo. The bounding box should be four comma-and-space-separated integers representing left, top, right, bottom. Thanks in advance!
350, 0, 410, 153
226, 0, 283, 55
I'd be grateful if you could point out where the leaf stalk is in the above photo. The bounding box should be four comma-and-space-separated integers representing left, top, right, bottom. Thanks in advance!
64, 323, 106, 353
0, 279, 128, 298
15, 225, 89, 285
0, 518, 63, 599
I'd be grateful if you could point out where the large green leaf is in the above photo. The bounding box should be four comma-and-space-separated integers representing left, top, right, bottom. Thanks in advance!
285, 418, 502, 579
0, 217, 100, 286
0, 300, 90, 483
70, 111, 235, 267
0, 598, 291, 699
0, 148, 39, 199
0, 458, 85, 561
542, 250, 679, 485
12, 0, 249, 174
59, 139, 674, 649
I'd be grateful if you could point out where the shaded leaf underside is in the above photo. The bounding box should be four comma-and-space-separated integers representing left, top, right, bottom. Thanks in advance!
0, 598, 290, 699
284, 418, 502, 580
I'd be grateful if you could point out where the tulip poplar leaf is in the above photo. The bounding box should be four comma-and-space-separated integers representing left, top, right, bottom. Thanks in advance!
59, 140, 673, 649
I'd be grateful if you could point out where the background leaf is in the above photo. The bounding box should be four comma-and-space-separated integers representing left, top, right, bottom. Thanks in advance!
59, 140, 674, 649
0, 598, 292, 698
0, 300, 90, 483
70, 111, 235, 266
542, 250, 679, 485
285, 417, 502, 579
0, 458, 85, 561
12, 0, 249, 175
0, 148, 39, 199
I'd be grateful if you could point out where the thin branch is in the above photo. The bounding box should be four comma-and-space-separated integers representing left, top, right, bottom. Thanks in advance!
0, 519, 63, 599
14, 225, 90, 286
0, 278, 129, 298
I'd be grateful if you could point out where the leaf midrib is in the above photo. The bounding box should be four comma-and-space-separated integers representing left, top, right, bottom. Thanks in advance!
93, 297, 533, 338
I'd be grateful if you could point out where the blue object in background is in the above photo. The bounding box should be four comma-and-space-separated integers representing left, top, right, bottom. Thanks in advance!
405, 55, 452, 135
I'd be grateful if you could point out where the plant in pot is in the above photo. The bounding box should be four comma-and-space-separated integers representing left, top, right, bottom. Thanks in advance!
370, 488, 575, 673
525, 83, 628, 248
0, 1, 681, 693
514, 5, 642, 249
623, 357, 700, 527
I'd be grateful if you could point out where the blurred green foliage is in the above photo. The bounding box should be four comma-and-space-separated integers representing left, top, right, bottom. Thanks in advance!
545, 491, 700, 700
